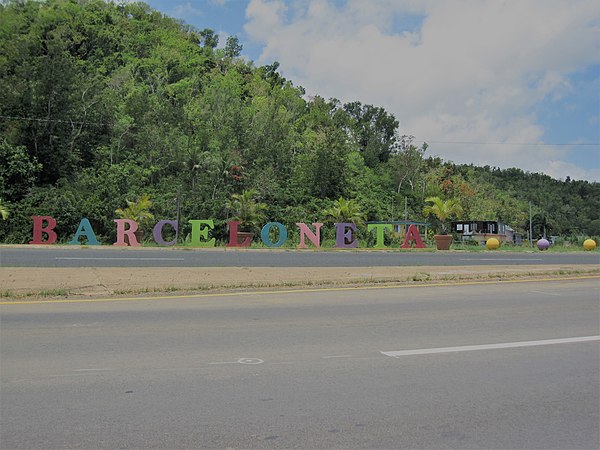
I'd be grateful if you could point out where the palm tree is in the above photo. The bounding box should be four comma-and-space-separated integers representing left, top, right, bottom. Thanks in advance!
323, 197, 366, 225
115, 194, 155, 229
422, 196, 463, 234
0, 198, 8, 220
226, 189, 267, 233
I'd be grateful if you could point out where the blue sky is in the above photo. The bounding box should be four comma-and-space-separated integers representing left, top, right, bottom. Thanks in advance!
121, 0, 599, 181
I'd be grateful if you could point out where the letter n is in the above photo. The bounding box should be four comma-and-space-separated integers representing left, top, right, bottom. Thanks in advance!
296, 223, 323, 249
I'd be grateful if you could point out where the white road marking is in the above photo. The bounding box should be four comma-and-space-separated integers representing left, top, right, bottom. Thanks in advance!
381, 336, 600, 358
238, 358, 264, 365
459, 258, 543, 261
530, 290, 563, 296
208, 358, 264, 365
55, 257, 185, 261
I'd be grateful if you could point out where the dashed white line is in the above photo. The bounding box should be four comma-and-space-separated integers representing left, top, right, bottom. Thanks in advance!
459, 258, 543, 261
381, 336, 600, 358
56, 257, 185, 261
530, 290, 563, 296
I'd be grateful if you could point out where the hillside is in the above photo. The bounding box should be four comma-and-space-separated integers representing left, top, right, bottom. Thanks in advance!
1, 0, 598, 244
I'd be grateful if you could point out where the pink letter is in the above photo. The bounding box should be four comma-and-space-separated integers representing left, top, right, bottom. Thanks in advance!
296, 223, 323, 249
30, 216, 57, 245
114, 219, 140, 247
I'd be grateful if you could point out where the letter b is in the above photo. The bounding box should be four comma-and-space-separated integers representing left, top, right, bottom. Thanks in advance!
30, 216, 58, 245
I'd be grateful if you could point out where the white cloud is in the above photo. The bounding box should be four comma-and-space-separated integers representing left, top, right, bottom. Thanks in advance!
244, 0, 600, 180
172, 2, 204, 19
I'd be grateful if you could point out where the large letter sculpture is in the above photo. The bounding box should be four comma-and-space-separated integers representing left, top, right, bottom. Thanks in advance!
30, 216, 58, 245
226, 221, 252, 247
114, 219, 140, 246
400, 224, 426, 249
261, 222, 288, 248
367, 223, 393, 249
296, 223, 323, 249
189, 220, 215, 247
68, 218, 100, 245
335, 223, 358, 248
153, 220, 178, 246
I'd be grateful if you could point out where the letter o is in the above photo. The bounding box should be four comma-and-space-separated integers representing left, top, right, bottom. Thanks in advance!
261, 222, 288, 248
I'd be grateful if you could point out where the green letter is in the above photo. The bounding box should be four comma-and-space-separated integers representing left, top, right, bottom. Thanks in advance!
189, 220, 215, 247
367, 223, 392, 249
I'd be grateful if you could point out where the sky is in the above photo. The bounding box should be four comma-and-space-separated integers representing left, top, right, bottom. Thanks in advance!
119, 0, 599, 181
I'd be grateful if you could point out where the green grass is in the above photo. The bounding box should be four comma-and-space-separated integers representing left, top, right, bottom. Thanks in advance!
39, 289, 70, 297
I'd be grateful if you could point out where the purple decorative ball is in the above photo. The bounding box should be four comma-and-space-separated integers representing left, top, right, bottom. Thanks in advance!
537, 238, 550, 251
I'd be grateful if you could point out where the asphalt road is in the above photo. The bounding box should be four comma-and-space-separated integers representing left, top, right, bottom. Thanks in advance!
1, 245, 599, 267
1, 279, 599, 449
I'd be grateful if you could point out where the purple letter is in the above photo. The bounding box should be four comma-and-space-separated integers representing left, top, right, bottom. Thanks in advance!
153, 220, 178, 246
335, 222, 358, 248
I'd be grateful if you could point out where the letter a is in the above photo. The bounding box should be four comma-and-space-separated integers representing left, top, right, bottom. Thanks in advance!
401, 224, 425, 249
68, 218, 100, 245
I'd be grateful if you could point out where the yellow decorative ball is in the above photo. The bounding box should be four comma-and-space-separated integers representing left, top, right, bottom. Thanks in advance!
583, 239, 597, 251
486, 237, 500, 250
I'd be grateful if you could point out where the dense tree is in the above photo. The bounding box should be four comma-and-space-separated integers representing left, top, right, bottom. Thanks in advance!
343, 101, 399, 167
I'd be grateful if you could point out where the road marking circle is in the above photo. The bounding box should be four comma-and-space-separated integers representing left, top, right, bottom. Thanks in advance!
238, 358, 264, 365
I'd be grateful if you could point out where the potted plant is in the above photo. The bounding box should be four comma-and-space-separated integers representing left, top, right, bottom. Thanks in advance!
322, 197, 366, 225
422, 196, 463, 250
226, 189, 267, 244
115, 194, 155, 244
322, 197, 366, 246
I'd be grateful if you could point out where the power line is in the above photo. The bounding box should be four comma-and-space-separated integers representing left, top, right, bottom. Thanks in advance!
0, 115, 107, 126
417, 140, 599, 146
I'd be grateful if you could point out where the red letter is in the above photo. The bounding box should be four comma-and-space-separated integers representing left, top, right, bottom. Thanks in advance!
401, 224, 425, 249
30, 216, 58, 244
226, 221, 252, 247
113, 219, 140, 247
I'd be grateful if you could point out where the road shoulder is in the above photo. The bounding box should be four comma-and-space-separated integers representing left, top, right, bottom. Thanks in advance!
1, 264, 598, 300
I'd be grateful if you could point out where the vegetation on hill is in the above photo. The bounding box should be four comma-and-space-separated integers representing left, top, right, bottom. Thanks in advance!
0, 0, 598, 245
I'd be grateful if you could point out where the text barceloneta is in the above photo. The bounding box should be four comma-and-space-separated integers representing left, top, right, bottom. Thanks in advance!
28, 216, 427, 249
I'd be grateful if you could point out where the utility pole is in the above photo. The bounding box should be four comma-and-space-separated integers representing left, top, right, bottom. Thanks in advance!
175, 187, 181, 244
529, 201, 533, 247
